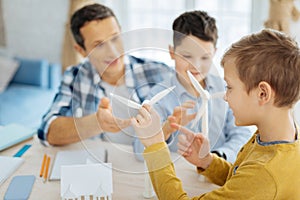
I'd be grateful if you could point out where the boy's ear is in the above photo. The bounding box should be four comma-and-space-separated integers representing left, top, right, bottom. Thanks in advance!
257, 81, 273, 105
169, 45, 175, 60
74, 43, 87, 57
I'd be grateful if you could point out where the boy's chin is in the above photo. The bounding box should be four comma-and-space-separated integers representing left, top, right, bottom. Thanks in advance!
235, 121, 253, 127
234, 120, 245, 126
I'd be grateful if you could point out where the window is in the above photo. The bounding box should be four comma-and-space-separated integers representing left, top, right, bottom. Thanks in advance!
194, 0, 252, 75
101, 0, 253, 74
126, 0, 186, 30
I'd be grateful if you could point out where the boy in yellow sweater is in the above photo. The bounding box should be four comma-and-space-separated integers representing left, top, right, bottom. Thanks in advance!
131, 29, 300, 199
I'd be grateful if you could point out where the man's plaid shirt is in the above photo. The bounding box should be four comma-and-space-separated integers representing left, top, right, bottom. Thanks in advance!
38, 55, 173, 141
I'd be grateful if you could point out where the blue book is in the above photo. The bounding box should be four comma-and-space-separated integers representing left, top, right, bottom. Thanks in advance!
0, 124, 36, 151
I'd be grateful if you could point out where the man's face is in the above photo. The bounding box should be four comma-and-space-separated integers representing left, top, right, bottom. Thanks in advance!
78, 17, 125, 82
171, 35, 215, 85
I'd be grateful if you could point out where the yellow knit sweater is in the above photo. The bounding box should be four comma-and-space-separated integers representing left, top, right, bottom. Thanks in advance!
144, 129, 300, 199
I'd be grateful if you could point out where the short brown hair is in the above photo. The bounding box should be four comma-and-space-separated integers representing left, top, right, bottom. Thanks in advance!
172, 10, 218, 48
71, 3, 118, 49
221, 29, 300, 107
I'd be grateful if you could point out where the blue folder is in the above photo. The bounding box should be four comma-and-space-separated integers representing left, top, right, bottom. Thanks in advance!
0, 124, 36, 151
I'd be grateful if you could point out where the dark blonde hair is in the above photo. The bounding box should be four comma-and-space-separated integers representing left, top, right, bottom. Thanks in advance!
221, 29, 300, 107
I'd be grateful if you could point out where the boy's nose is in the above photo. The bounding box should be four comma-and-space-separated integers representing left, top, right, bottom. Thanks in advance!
192, 59, 201, 68
223, 93, 228, 102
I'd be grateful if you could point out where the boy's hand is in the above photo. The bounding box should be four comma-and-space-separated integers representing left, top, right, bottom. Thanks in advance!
96, 97, 131, 133
172, 123, 212, 169
163, 100, 196, 140
131, 104, 164, 147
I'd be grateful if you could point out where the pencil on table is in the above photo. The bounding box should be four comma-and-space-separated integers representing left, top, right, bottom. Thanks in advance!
44, 156, 51, 182
39, 154, 47, 177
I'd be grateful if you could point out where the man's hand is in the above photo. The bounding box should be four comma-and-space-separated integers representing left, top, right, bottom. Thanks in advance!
163, 100, 196, 140
96, 97, 131, 133
172, 123, 212, 169
131, 104, 164, 147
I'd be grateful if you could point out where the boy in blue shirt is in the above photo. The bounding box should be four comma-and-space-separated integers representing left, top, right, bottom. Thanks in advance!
134, 11, 252, 163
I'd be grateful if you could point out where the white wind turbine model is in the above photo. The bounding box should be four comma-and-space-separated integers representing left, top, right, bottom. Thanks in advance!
187, 70, 210, 136
110, 86, 176, 109
187, 70, 225, 158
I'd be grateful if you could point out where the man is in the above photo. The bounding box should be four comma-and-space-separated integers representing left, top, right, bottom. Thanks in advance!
38, 3, 171, 145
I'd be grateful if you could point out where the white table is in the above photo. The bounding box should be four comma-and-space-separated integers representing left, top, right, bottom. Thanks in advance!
0, 136, 219, 199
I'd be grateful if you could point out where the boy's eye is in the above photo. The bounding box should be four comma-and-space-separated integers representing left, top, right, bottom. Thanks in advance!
94, 41, 103, 48
225, 85, 232, 90
111, 35, 120, 42
182, 55, 192, 59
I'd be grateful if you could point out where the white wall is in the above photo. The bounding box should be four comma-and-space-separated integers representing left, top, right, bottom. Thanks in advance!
292, 1, 300, 125
2, 0, 69, 63
290, 0, 300, 44
251, 0, 269, 32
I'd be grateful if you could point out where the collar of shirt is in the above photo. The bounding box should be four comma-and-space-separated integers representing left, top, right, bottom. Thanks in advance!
86, 56, 141, 103
256, 125, 299, 146
172, 73, 221, 101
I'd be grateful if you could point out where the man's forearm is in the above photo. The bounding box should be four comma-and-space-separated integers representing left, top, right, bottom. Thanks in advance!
47, 114, 103, 145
